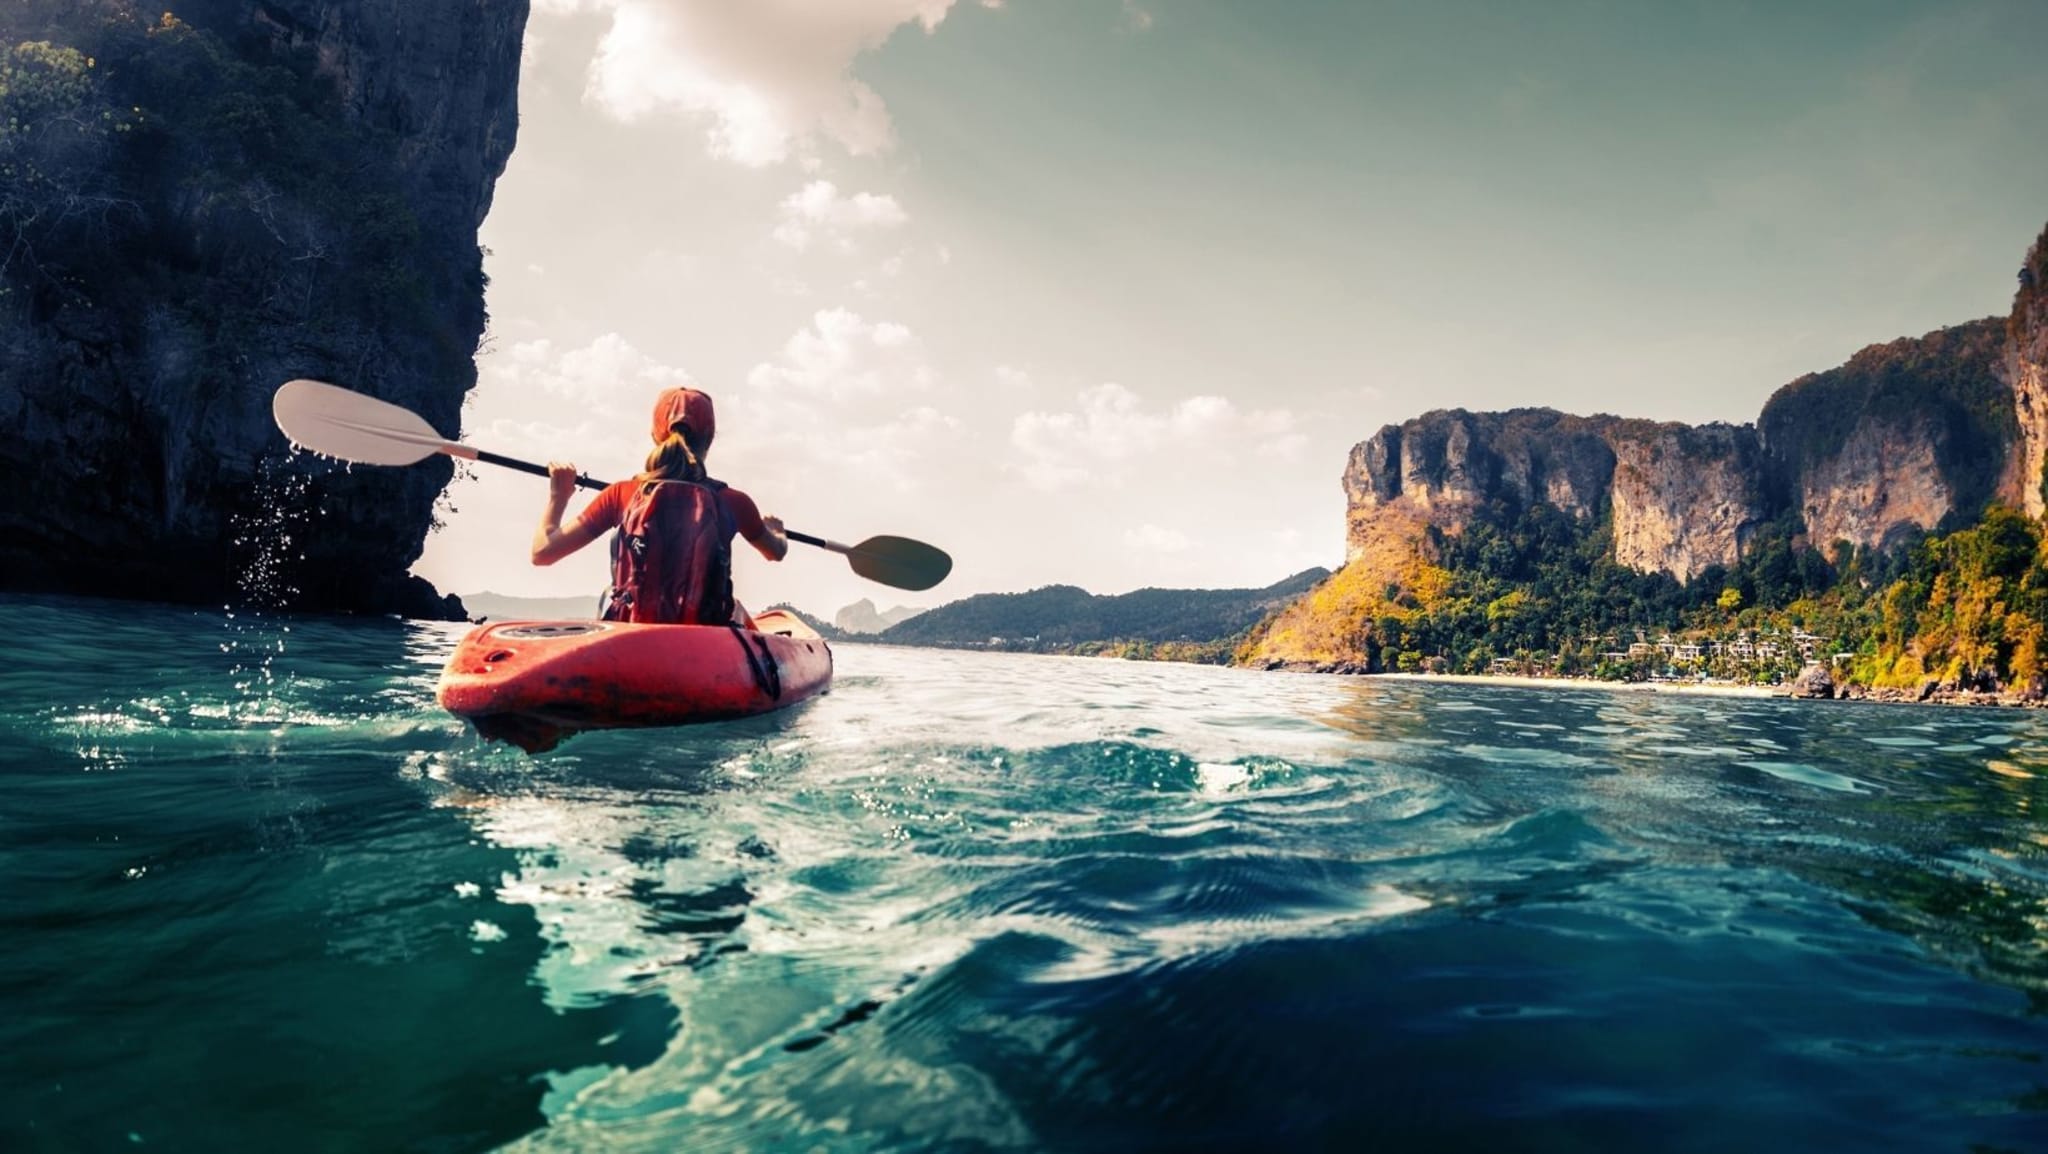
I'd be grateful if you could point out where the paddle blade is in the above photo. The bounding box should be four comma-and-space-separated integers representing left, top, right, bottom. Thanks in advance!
272, 379, 454, 467
845, 535, 952, 591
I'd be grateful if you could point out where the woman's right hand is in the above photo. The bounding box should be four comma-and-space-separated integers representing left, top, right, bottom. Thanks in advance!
547, 461, 578, 504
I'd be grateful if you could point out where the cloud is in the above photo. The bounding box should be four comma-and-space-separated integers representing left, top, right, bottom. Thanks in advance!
1123, 523, 1190, 553
1008, 384, 1300, 490
560, 0, 972, 166
772, 181, 910, 251
485, 333, 696, 410
727, 309, 959, 490
746, 308, 930, 402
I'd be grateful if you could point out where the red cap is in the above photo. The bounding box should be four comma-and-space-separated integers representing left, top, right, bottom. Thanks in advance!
651, 386, 715, 448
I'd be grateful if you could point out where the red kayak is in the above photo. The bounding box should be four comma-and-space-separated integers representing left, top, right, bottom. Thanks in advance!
437, 608, 832, 751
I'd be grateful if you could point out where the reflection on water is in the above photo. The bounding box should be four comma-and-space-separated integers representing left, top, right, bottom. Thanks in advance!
2, 595, 2046, 1151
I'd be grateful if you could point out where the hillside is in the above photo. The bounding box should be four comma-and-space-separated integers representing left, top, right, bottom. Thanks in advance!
875, 568, 1329, 661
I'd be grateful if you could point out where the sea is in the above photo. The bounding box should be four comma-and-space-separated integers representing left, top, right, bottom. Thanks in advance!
2, 592, 2045, 1152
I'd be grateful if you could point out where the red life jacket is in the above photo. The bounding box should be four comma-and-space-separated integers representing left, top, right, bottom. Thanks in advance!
602, 479, 736, 625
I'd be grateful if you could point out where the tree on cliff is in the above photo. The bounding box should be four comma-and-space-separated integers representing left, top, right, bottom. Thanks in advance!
0, 38, 135, 294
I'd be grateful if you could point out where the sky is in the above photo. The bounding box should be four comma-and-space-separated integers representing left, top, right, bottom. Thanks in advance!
411, 0, 2048, 618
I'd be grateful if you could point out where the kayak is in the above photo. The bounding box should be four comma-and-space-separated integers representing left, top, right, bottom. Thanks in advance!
437, 608, 832, 751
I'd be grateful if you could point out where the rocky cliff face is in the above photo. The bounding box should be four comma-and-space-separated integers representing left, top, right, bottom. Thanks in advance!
1340, 317, 2019, 585
0, 0, 526, 616
1344, 410, 1764, 581
2006, 226, 2048, 517
1757, 319, 2014, 552
1606, 421, 1766, 581
1344, 410, 1615, 556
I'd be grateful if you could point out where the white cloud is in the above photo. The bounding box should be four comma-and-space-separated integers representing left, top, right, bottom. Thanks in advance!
1123, 523, 1190, 553
772, 181, 910, 251
747, 308, 930, 402
725, 309, 962, 492
1009, 384, 1300, 490
486, 333, 696, 410
567, 0, 971, 166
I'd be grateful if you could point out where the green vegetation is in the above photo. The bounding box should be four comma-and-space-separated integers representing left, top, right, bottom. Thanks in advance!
1257, 496, 2048, 694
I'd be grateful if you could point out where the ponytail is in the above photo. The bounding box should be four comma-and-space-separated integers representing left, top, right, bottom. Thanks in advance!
641, 425, 709, 483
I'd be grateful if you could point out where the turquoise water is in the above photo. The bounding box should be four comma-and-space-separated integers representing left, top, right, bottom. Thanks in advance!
3, 594, 2046, 1152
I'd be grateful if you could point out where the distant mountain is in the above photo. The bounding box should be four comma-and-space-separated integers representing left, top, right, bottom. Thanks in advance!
763, 604, 850, 641
873, 568, 1330, 656
834, 598, 926, 634
461, 591, 602, 622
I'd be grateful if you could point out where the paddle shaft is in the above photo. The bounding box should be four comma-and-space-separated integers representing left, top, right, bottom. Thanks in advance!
468, 447, 606, 492
784, 529, 849, 554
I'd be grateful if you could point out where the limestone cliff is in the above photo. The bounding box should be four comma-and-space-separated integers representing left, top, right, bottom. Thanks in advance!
1342, 410, 1763, 581
0, 0, 526, 616
1606, 421, 1766, 581
1344, 410, 1615, 555
1757, 319, 2013, 551
2006, 225, 2048, 517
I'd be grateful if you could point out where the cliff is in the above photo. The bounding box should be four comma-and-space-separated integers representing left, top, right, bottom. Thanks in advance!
1606, 420, 1767, 580
1249, 221, 2048, 671
1758, 318, 2014, 552
0, 0, 527, 617
1344, 410, 1766, 582
2007, 225, 2048, 517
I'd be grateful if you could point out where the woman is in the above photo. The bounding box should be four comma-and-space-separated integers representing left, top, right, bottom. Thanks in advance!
531, 386, 788, 625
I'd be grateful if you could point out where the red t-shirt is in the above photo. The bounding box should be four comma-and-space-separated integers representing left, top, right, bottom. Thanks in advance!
577, 479, 768, 545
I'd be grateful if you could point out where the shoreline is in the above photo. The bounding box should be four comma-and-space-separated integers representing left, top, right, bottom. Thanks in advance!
1365, 671, 1785, 699
1348, 670, 2047, 710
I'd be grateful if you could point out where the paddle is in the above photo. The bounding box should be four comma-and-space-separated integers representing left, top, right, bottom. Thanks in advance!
271, 379, 953, 592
